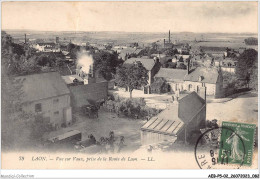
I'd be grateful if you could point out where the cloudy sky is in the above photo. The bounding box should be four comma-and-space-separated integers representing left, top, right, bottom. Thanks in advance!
2, 1, 258, 33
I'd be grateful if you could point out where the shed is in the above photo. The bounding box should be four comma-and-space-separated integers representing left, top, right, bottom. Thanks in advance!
141, 91, 206, 145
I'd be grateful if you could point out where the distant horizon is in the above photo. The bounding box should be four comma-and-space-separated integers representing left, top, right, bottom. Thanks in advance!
3, 29, 258, 35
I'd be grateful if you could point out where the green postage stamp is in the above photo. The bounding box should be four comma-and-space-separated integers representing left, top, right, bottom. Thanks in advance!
218, 122, 256, 166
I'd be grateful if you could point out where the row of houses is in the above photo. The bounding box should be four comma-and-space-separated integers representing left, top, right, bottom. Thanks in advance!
33, 37, 61, 52
123, 56, 224, 98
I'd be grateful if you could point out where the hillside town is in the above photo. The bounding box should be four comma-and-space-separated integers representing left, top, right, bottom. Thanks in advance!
1, 29, 258, 154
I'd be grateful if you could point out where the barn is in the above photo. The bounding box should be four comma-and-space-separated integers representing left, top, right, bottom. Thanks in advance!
141, 89, 206, 145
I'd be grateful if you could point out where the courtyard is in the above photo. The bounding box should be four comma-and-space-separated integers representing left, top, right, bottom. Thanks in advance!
42, 91, 258, 153
43, 108, 145, 153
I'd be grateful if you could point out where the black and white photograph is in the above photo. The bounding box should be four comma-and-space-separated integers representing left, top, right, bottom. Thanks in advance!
1, 1, 258, 174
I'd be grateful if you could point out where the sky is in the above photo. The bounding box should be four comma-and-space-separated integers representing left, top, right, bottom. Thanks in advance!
2, 1, 258, 33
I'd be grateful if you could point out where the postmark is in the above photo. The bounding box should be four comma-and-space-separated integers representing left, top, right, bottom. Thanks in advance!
195, 122, 256, 169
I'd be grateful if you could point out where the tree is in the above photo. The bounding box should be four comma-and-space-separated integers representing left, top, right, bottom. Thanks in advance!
249, 59, 258, 90
19, 55, 41, 75
93, 51, 123, 81
67, 43, 80, 59
176, 63, 187, 69
1, 35, 32, 150
1, 32, 49, 150
165, 48, 178, 56
236, 49, 258, 89
244, 37, 258, 46
116, 63, 148, 98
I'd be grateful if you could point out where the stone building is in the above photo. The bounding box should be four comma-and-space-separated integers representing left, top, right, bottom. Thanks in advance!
16, 72, 72, 128
183, 67, 223, 98
154, 68, 187, 93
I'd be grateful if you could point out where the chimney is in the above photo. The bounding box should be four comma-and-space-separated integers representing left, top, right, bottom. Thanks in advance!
24, 34, 26, 44
198, 85, 207, 102
169, 30, 171, 43
56, 37, 59, 44
164, 39, 165, 48
187, 59, 191, 74
89, 64, 94, 78
172, 93, 179, 116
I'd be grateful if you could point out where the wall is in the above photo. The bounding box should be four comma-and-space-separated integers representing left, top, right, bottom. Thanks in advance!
22, 94, 71, 127
141, 130, 176, 145
70, 81, 108, 107
186, 106, 206, 131
183, 81, 216, 96
150, 61, 161, 84
177, 106, 206, 143
222, 67, 235, 74
168, 81, 184, 92
215, 73, 224, 98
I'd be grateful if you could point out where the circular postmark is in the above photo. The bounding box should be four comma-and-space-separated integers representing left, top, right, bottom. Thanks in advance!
194, 126, 246, 169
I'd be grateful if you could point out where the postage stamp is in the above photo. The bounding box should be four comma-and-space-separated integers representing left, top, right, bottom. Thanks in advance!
218, 122, 256, 166
195, 122, 256, 169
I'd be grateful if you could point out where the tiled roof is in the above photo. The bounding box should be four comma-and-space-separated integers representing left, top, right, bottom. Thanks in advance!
124, 58, 156, 71
184, 67, 219, 84
155, 68, 187, 81
16, 72, 70, 103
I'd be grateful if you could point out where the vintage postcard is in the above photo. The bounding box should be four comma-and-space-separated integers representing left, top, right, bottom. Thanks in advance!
1, 1, 258, 173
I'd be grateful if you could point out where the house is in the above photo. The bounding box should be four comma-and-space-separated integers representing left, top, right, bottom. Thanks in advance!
154, 68, 187, 93
69, 65, 108, 107
62, 51, 75, 63
184, 67, 224, 98
174, 54, 191, 64
118, 48, 142, 61
220, 58, 237, 73
150, 54, 173, 65
214, 57, 237, 73
35, 42, 60, 52
76, 63, 95, 85
200, 46, 227, 57
124, 58, 161, 86
141, 90, 206, 145
190, 54, 213, 67
16, 72, 72, 128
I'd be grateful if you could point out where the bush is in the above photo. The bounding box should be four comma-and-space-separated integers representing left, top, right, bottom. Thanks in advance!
244, 37, 258, 45
176, 63, 187, 69
103, 97, 160, 119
